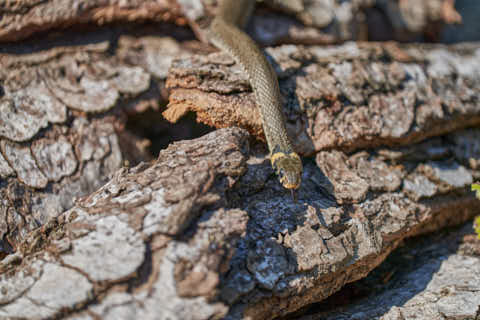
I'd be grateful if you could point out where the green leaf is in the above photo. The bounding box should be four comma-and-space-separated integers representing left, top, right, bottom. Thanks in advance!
471, 185, 480, 239
475, 216, 480, 240
471, 184, 480, 199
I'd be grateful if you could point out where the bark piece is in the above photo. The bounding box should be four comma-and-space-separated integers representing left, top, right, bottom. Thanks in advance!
0, 0, 462, 45
1, 141, 49, 189
0, 0, 185, 42
418, 160, 473, 193
284, 225, 327, 272
180, 0, 460, 46
403, 173, 438, 201
316, 150, 369, 204
61, 215, 145, 282
117, 36, 194, 80
166, 42, 480, 155
44, 68, 116, 113
31, 137, 77, 182
349, 153, 403, 192
0, 43, 151, 142
0, 151, 14, 178
301, 222, 480, 320
2, 127, 479, 320
0, 35, 156, 256
246, 238, 291, 290
180, 0, 353, 45
0, 258, 92, 319
0, 127, 249, 320
0, 91, 51, 142
0, 117, 137, 254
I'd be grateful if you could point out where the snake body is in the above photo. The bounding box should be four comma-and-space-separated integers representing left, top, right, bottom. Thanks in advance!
207, 0, 303, 190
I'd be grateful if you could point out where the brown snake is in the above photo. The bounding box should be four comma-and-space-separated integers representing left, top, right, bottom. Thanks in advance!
206, 0, 303, 193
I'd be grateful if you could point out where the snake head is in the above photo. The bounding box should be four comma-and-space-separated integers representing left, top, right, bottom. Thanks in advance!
271, 152, 302, 190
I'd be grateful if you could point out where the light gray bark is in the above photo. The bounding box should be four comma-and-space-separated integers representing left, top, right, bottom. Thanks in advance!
298, 222, 480, 320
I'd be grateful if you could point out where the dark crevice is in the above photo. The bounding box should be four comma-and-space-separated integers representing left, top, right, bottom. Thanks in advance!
127, 241, 153, 292
0, 22, 196, 56
126, 109, 214, 158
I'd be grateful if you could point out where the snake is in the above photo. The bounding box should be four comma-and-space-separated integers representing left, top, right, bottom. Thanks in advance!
206, 0, 303, 193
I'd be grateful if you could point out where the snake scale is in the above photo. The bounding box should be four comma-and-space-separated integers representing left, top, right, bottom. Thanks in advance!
207, 0, 303, 193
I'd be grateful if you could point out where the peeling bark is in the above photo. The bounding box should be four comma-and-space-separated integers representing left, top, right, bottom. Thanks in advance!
166, 42, 480, 155
298, 222, 480, 320
0, 0, 186, 43
1, 126, 479, 319
0, 41, 153, 257
0, 0, 462, 44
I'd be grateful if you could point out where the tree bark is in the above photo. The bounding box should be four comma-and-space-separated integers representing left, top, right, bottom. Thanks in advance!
0, 38, 155, 256
166, 42, 480, 156
296, 221, 480, 320
1, 124, 479, 319
0, 1, 479, 320
0, 0, 462, 44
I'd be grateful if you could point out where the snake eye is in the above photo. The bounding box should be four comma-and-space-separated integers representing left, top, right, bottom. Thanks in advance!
277, 168, 288, 185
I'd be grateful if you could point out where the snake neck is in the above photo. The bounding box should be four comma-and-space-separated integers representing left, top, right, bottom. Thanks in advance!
208, 17, 293, 150
208, 0, 303, 190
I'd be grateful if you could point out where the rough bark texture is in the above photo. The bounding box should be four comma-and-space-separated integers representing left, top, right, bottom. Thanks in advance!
0, 127, 250, 320
166, 42, 480, 156
0, 0, 187, 43
1, 125, 479, 319
0, 0, 463, 44
0, 39, 154, 258
298, 222, 480, 320
0, 1, 479, 319
179, 0, 464, 45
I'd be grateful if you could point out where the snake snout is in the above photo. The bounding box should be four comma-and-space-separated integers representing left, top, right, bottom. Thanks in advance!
271, 152, 303, 190
278, 168, 301, 190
